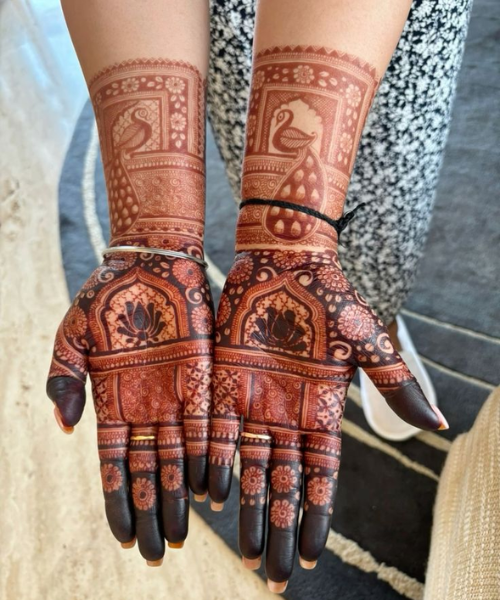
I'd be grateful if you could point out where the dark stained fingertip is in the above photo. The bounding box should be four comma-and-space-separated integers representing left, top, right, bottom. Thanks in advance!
432, 406, 450, 430
146, 558, 163, 567
208, 464, 233, 504
193, 493, 208, 502
187, 455, 208, 495
210, 501, 224, 512
47, 376, 86, 427
383, 380, 442, 431
242, 556, 261, 570
168, 541, 184, 549
121, 538, 136, 549
267, 580, 288, 594
53, 406, 74, 434
299, 556, 317, 570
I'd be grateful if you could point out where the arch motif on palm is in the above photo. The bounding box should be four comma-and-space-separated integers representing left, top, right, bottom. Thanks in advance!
230, 273, 326, 360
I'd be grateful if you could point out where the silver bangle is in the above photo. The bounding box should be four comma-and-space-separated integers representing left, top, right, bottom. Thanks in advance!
102, 246, 208, 269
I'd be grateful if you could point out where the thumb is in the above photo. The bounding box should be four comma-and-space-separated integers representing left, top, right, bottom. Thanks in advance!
361, 331, 447, 432
47, 316, 89, 433
47, 376, 86, 433
381, 378, 447, 431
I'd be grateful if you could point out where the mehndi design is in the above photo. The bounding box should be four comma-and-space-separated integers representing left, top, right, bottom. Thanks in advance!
208, 46, 446, 587
47, 59, 213, 564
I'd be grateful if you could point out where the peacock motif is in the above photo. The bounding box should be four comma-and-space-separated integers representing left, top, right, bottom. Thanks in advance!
266, 108, 327, 241
106, 106, 152, 236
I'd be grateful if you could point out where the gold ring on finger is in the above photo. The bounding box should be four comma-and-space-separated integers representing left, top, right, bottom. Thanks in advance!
241, 432, 272, 441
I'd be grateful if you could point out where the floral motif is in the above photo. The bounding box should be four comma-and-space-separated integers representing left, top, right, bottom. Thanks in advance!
246, 114, 257, 137
172, 260, 204, 286
216, 294, 231, 326
161, 464, 183, 491
315, 385, 345, 430
132, 477, 156, 510
64, 306, 87, 338
345, 83, 361, 107
307, 476, 333, 506
316, 266, 350, 292
226, 255, 253, 284
241, 466, 265, 495
121, 77, 139, 93
338, 304, 375, 340
170, 113, 187, 131
271, 465, 298, 493
293, 65, 314, 84
273, 251, 308, 270
339, 132, 353, 154
165, 77, 185, 95
117, 301, 167, 343
253, 70, 266, 90
270, 499, 296, 529
192, 305, 213, 334
100, 463, 123, 493
253, 307, 307, 354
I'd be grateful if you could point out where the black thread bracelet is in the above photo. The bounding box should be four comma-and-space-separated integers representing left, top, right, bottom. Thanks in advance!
239, 198, 366, 237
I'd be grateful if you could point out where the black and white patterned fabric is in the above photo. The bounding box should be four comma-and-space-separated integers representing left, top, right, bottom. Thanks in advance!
206, 0, 474, 324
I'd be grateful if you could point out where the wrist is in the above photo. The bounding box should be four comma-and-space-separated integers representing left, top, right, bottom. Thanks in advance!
109, 229, 204, 256
235, 203, 339, 254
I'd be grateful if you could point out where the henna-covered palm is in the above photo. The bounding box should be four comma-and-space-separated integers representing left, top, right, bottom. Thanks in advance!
48, 251, 213, 562
47, 58, 212, 563
208, 249, 442, 582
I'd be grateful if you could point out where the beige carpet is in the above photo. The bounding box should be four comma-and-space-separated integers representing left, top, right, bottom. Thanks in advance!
425, 388, 500, 600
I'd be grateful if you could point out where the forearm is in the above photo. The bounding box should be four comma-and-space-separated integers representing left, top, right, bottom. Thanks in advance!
61, 0, 210, 252
238, 0, 412, 252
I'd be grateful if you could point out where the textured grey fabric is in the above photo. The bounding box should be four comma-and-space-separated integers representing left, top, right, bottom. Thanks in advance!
206, 0, 474, 324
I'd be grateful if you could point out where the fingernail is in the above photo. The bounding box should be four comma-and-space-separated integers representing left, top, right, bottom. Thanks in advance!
432, 405, 449, 430
146, 558, 163, 567
53, 407, 74, 434
299, 556, 317, 570
267, 579, 288, 594
242, 556, 261, 570
194, 493, 207, 502
211, 501, 224, 512
121, 538, 136, 549
168, 541, 184, 549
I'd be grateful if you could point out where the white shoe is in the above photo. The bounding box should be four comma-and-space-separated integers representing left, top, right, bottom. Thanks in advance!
359, 314, 438, 441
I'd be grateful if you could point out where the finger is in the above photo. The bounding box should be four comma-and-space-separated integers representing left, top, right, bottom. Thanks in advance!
47, 377, 86, 431
358, 324, 447, 430
158, 424, 189, 547
208, 367, 241, 508
239, 426, 272, 568
298, 432, 341, 568
181, 359, 212, 496
97, 424, 135, 546
129, 425, 165, 564
47, 315, 90, 431
265, 431, 302, 589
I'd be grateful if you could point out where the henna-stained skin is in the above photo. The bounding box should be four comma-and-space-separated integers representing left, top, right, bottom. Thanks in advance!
47, 60, 213, 563
208, 47, 445, 585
